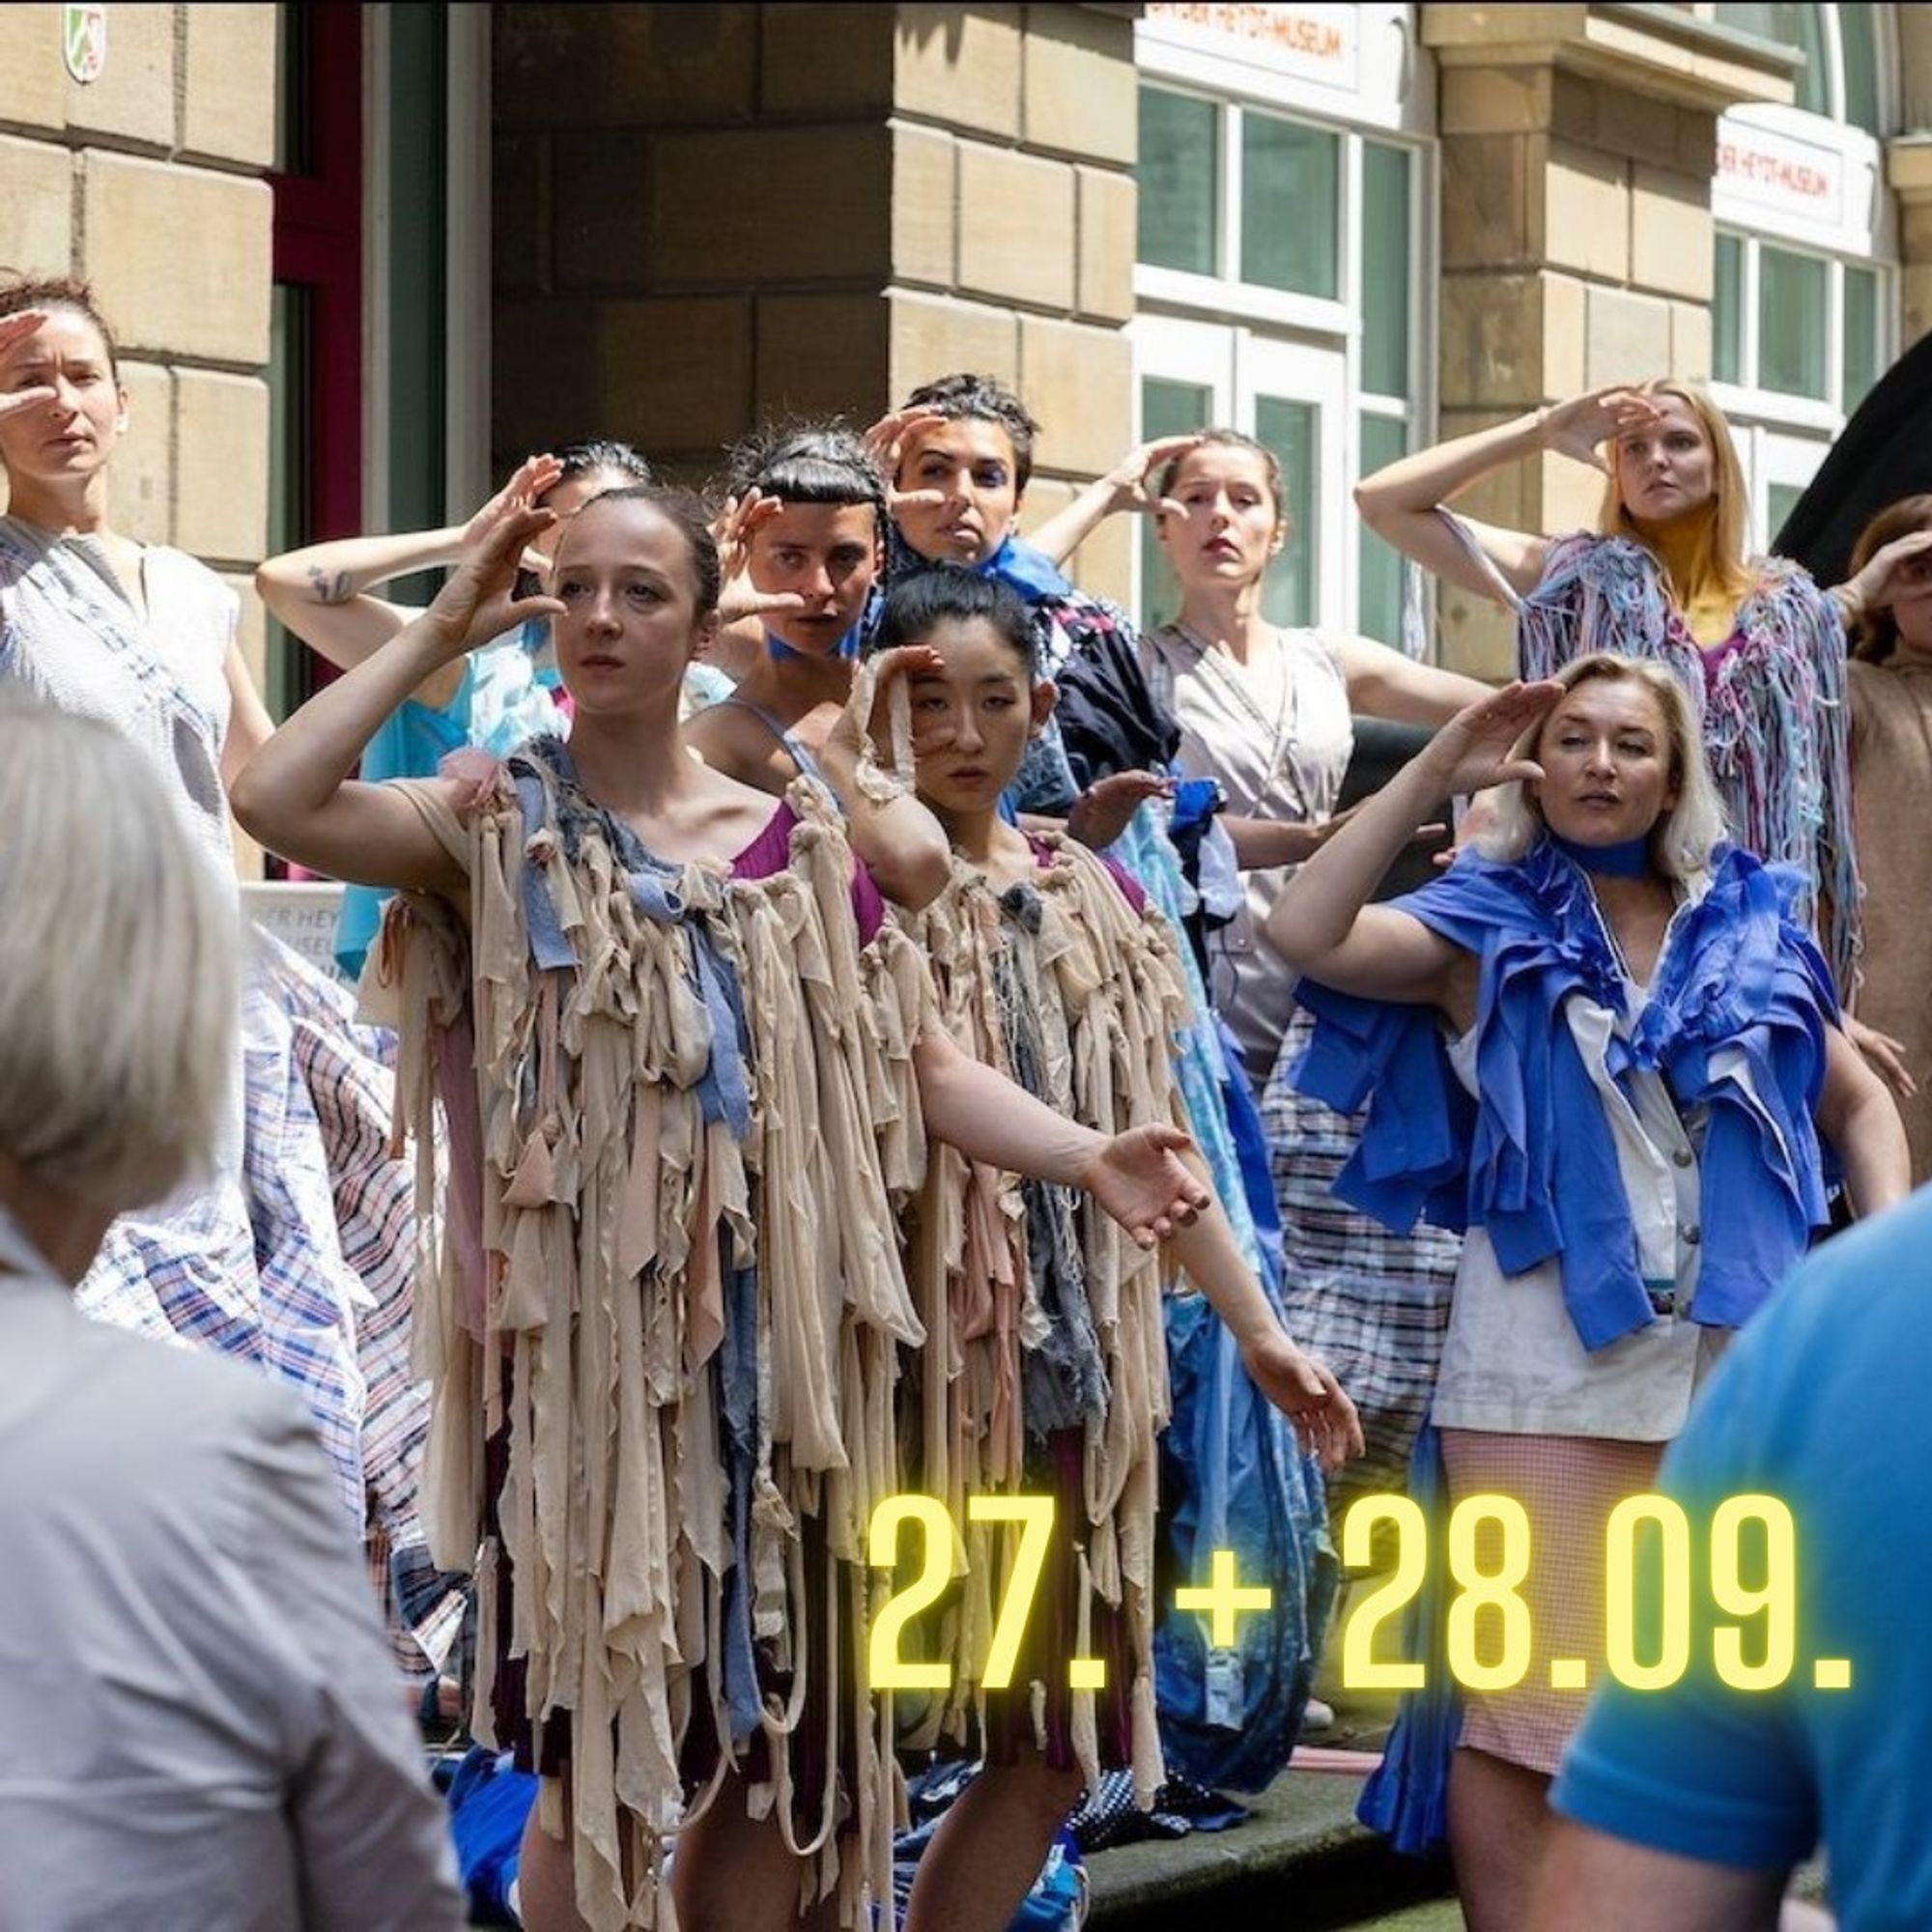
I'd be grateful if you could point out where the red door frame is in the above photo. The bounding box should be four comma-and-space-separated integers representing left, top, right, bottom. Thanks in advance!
268, 6, 362, 548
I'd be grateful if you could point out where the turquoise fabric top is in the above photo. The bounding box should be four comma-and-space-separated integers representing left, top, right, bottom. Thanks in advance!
333, 632, 562, 979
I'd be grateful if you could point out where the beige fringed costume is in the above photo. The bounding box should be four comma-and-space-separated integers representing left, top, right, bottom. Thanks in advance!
896, 832, 1193, 1804
365, 740, 934, 1931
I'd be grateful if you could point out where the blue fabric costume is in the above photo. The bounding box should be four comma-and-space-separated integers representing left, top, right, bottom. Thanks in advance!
1294, 837, 1838, 1352
1287, 833, 1843, 1854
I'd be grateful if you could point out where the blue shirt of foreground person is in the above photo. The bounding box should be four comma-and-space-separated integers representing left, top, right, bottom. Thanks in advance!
1534, 1184, 1932, 1930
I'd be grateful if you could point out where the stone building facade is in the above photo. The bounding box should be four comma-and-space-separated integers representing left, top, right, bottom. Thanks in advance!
0, 2, 276, 685
2, 0, 1930, 732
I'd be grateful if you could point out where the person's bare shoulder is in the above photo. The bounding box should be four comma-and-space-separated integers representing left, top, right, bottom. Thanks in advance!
682, 698, 790, 791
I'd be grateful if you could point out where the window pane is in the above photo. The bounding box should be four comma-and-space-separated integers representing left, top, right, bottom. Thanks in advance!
1138, 88, 1218, 275
1240, 113, 1339, 297
1361, 142, 1410, 398
1757, 245, 1828, 398
1357, 414, 1407, 645
1138, 379, 1212, 631
1255, 396, 1318, 627
1768, 481, 1804, 550
1842, 265, 1879, 410
1837, 0, 1882, 133
1712, 5, 1829, 117
1714, 232, 1745, 384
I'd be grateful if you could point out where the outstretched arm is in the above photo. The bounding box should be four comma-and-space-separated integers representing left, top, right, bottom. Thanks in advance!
232, 494, 562, 895
912, 1029, 1209, 1249
252, 453, 563, 708
1163, 1166, 1365, 1466
1353, 386, 1663, 607
1264, 681, 1562, 1001
1330, 633, 1492, 724
1024, 434, 1205, 568
915, 1026, 1361, 1462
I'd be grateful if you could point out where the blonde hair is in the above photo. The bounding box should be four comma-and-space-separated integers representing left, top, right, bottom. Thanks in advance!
1475, 654, 1728, 881
0, 696, 238, 1210
1595, 380, 1751, 607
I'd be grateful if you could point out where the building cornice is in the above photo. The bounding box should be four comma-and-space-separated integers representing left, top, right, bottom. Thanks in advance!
1420, 3, 1799, 114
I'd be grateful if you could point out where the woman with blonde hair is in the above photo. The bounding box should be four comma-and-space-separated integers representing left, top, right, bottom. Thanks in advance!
1355, 379, 1867, 1008
0, 696, 463, 1930
1264, 653, 1908, 1929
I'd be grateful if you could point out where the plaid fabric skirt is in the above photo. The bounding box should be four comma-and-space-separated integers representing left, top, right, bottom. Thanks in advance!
1438, 1430, 1666, 1776
1261, 1008, 1460, 1511
76, 928, 462, 1675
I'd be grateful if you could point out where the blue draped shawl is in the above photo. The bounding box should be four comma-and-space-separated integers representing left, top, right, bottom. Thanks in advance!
1293, 837, 1839, 1352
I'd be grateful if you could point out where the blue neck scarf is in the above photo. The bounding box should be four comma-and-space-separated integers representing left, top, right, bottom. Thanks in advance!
765, 623, 862, 663
1548, 831, 1651, 878
974, 534, 1072, 602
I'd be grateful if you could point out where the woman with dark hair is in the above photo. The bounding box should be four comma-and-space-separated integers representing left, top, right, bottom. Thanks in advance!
257, 437, 658, 978
1830, 495, 1932, 1179
681, 421, 889, 794
235, 481, 1221, 1932
832, 565, 1358, 1930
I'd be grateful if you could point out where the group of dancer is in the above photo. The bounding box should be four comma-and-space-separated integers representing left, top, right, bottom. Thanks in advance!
0, 260, 1924, 1932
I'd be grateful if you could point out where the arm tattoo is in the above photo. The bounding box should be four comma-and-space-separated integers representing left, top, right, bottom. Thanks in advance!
307, 564, 355, 605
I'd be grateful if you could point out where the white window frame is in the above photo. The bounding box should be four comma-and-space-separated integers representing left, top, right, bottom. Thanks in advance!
1702, 5, 1898, 549
1130, 10, 1435, 639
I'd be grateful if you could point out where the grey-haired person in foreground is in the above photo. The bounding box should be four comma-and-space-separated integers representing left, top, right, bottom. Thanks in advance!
0, 694, 463, 1931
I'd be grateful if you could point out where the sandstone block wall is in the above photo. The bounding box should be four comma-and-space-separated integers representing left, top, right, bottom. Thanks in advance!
491, 3, 1139, 602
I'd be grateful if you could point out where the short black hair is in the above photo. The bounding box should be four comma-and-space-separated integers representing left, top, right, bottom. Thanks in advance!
721, 421, 886, 527
871, 565, 1037, 677
900, 373, 1041, 491
544, 439, 654, 496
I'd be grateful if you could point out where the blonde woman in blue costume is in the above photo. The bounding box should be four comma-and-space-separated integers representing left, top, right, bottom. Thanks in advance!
1266, 657, 1907, 1928
235, 477, 1230, 1932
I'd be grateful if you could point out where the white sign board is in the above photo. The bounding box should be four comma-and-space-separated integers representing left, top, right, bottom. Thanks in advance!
1716, 121, 1844, 227
242, 879, 352, 986
1142, 2, 1361, 93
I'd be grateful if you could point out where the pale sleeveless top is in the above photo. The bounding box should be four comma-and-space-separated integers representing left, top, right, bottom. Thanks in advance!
0, 516, 238, 896
1140, 622, 1352, 1078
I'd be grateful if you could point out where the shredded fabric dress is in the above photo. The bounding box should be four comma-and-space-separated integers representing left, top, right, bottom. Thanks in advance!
892, 834, 1192, 1808
370, 738, 933, 1931
1441, 513, 1863, 992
